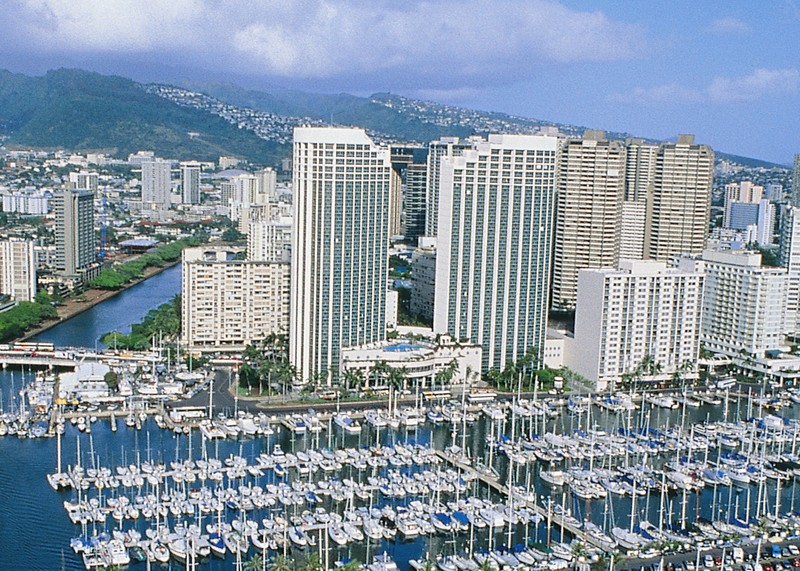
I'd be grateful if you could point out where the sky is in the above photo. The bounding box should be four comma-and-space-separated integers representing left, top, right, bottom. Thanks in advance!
0, 0, 798, 164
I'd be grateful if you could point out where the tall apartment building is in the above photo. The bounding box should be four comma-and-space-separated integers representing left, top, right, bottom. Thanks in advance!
792, 154, 800, 207
405, 163, 428, 242
645, 135, 714, 261
255, 168, 277, 202
779, 205, 800, 334
388, 165, 403, 238
141, 159, 172, 205
566, 260, 703, 391
410, 240, 436, 323
619, 200, 647, 260
248, 217, 292, 263
68, 171, 99, 196
181, 247, 289, 349
53, 189, 95, 276
696, 249, 787, 357
624, 139, 657, 201
433, 134, 558, 372
425, 137, 477, 236
390, 146, 428, 241
724, 181, 764, 227
552, 131, 626, 309
181, 161, 201, 204
766, 183, 784, 202
290, 127, 392, 383
0, 239, 36, 302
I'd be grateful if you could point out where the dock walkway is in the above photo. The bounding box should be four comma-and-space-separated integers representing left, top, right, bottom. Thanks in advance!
433, 450, 603, 548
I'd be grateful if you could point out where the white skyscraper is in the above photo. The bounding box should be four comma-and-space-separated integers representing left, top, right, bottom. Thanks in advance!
567, 260, 703, 391
433, 134, 558, 373
290, 127, 392, 383
0, 239, 36, 302
181, 162, 201, 204
780, 205, 800, 334
755, 199, 775, 246
425, 137, 478, 237
141, 159, 172, 205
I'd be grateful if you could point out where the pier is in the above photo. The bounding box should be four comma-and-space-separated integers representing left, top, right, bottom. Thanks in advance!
433, 450, 601, 548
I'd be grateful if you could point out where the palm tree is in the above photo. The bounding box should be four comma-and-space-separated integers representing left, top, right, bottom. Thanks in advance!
486, 368, 500, 389
341, 369, 363, 393
299, 553, 323, 571
387, 367, 406, 390
269, 555, 292, 571
243, 554, 265, 571
370, 360, 391, 388
435, 358, 458, 389
340, 560, 362, 571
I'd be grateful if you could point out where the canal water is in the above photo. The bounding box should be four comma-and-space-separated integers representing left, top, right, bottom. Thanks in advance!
0, 264, 799, 570
31, 263, 182, 350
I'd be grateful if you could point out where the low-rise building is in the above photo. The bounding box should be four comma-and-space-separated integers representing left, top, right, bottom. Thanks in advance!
340, 335, 481, 389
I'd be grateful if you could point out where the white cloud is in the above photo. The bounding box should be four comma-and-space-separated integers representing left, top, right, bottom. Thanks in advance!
608, 83, 704, 104
4, 0, 646, 83
707, 68, 800, 102
610, 68, 800, 105
17, 0, 204, 52
707, 17, 751, 33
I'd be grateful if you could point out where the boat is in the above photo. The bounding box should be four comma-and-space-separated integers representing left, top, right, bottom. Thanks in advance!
333, 414, 362, 434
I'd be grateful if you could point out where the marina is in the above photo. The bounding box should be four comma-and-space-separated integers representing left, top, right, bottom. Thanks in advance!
1, 267, 800, 570
2, 372, 800, 570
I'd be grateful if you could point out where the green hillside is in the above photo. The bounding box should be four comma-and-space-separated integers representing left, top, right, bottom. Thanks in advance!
0, 69, 287, 164
179, 80, 475, 142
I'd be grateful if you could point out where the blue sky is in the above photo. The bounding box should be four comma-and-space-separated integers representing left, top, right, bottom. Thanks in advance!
0, 0, 798, 163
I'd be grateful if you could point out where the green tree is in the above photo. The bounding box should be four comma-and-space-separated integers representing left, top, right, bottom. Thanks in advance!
299, 553, 323, 571
243, 554, 265, 571
269, 555, 292, 571
104, 371, 119, 391
222, 227, 244, 242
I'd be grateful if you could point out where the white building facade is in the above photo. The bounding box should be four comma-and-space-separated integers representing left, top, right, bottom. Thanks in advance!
141, 159, 172, 205
181, 247, 289, 350
566, 260, 704, 391
697, 250, 787, 358
0, 239, 36, 302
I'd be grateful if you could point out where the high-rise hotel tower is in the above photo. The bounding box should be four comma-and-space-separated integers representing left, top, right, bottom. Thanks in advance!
433, 134, 558, 372
290, 127, 393, 383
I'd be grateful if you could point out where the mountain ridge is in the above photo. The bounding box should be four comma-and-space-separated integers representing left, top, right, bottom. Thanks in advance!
0, 68, 787, 170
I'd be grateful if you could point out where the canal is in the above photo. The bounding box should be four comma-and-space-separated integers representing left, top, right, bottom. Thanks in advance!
31, 263, 182, 349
